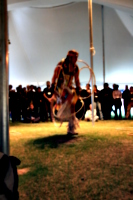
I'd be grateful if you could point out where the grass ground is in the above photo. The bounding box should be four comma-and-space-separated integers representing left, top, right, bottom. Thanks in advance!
10, 120, 133, 200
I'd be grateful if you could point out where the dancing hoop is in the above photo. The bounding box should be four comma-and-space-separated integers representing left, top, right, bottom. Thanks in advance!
53, 97, 84, 121
78, 59, 96, 100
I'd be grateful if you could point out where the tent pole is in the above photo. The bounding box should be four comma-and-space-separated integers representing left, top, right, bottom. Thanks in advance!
102, 5, 105, 84
88, 0, 94, 125
0, 0, 9, 155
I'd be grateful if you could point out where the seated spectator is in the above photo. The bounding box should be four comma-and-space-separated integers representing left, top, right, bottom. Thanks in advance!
85, 104, 99, 122
26, 101, 40, 123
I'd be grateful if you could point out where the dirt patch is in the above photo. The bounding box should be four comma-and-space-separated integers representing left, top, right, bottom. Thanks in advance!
127, 133, 133, 136
18, 168, 30, 175
10, 131, 21, 135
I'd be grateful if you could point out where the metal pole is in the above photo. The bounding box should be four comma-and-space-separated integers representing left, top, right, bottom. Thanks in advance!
101, 5, 105, 84
0, 0, 9, 155
88, 0, 94, 125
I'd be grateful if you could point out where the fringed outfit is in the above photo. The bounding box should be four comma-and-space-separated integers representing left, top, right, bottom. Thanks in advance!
51, 57, 81, 135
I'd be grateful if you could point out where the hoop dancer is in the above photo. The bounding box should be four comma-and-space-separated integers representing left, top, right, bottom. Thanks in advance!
51, 50, 81, 136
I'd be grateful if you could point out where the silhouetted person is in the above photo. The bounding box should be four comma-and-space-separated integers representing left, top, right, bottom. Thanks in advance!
9, 89, 17, 122
43, 81, 53, 121
112, 84, 122, 120
100, 83, 113, 120
93, 85, 103, 120
21, 87, 29, 122
84, 83, 91, 111
77, 83, 91, 119
122, 85, 130, 117
16, 85, 24, 121
27, 85, 36, 105
126, 86, 133, 119
9, 84, 13, 120
34, 86, 45, 122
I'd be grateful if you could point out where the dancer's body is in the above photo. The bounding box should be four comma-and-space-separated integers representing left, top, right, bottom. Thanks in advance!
51, 50, 81, 135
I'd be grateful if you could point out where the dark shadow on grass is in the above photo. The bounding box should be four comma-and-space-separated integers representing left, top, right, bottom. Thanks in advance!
28, 134, 79, 149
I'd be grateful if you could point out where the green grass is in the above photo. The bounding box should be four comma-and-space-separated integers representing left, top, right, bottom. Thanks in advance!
10, 120, 133, 200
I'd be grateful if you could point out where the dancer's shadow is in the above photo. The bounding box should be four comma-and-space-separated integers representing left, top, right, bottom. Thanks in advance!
29, 134, 78, 149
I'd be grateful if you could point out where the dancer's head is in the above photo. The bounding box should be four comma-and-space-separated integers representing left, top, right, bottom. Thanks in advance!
67, 49, 79, 65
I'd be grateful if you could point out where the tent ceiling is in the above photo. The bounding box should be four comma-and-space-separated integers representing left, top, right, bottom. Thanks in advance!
7, 0, 133, 88
7, 0, 133, 37
7, 0, 133, 15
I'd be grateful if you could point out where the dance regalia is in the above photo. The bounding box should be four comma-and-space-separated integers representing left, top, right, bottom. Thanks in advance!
51, 58, 81, 134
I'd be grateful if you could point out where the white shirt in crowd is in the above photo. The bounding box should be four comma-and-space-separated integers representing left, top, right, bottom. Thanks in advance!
85, 104, 99, 121
113, 90, 122, 99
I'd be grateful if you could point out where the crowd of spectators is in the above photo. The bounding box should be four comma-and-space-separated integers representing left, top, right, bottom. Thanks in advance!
9, 82, 133, 123
9, 81, 53, 123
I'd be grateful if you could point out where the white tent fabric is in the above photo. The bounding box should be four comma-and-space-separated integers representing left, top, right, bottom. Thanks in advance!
115, 9, 133, 37
7, 0, 133, 13
8, 1, 133, 89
